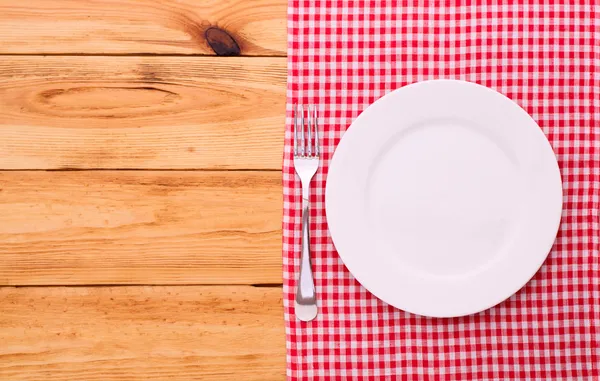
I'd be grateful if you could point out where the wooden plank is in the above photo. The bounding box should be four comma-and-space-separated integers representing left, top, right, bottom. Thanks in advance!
0, 171, 282, 286
0, 285, 285, 381
0, 56, 285, 170
0, 0, 286, 55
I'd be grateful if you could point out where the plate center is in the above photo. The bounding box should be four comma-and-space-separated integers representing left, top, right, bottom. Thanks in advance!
366, 119, 522, 278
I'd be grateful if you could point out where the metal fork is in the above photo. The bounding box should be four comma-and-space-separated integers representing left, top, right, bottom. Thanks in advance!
293, 104, 320, 322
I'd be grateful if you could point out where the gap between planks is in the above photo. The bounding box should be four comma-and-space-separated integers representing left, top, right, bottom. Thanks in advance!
0, 53, 286, 57
2, 283, 284, 288
0, 168, 282, 172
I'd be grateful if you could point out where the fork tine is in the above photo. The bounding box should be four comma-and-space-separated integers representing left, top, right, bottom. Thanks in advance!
293, 104, 298, 156
314, 105, 320, 156
306, 105, 312, 156
299, 104, 305, 156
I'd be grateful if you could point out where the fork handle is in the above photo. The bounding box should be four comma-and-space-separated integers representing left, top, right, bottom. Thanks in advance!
295, 197, 317, 310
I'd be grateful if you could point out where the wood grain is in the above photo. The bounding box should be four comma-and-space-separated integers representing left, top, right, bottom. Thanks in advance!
0, 0, 286, 55
0, 285, 285, 381
0, 171, 282, 286
0, 56, 285, 170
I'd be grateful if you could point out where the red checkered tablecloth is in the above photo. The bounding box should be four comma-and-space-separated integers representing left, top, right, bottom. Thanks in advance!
283, 1, 599, 379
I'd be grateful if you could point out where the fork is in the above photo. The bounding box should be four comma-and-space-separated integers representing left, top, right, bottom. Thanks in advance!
293, 104, 320, 322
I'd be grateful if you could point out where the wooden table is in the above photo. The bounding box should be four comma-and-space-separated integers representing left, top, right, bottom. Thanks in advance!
0, 1, 285, 380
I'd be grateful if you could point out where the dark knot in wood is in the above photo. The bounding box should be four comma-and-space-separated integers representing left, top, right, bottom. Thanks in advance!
205, 27, 241, 56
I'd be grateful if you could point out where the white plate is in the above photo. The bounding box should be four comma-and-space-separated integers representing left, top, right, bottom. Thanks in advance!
326, 80, 562, 317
